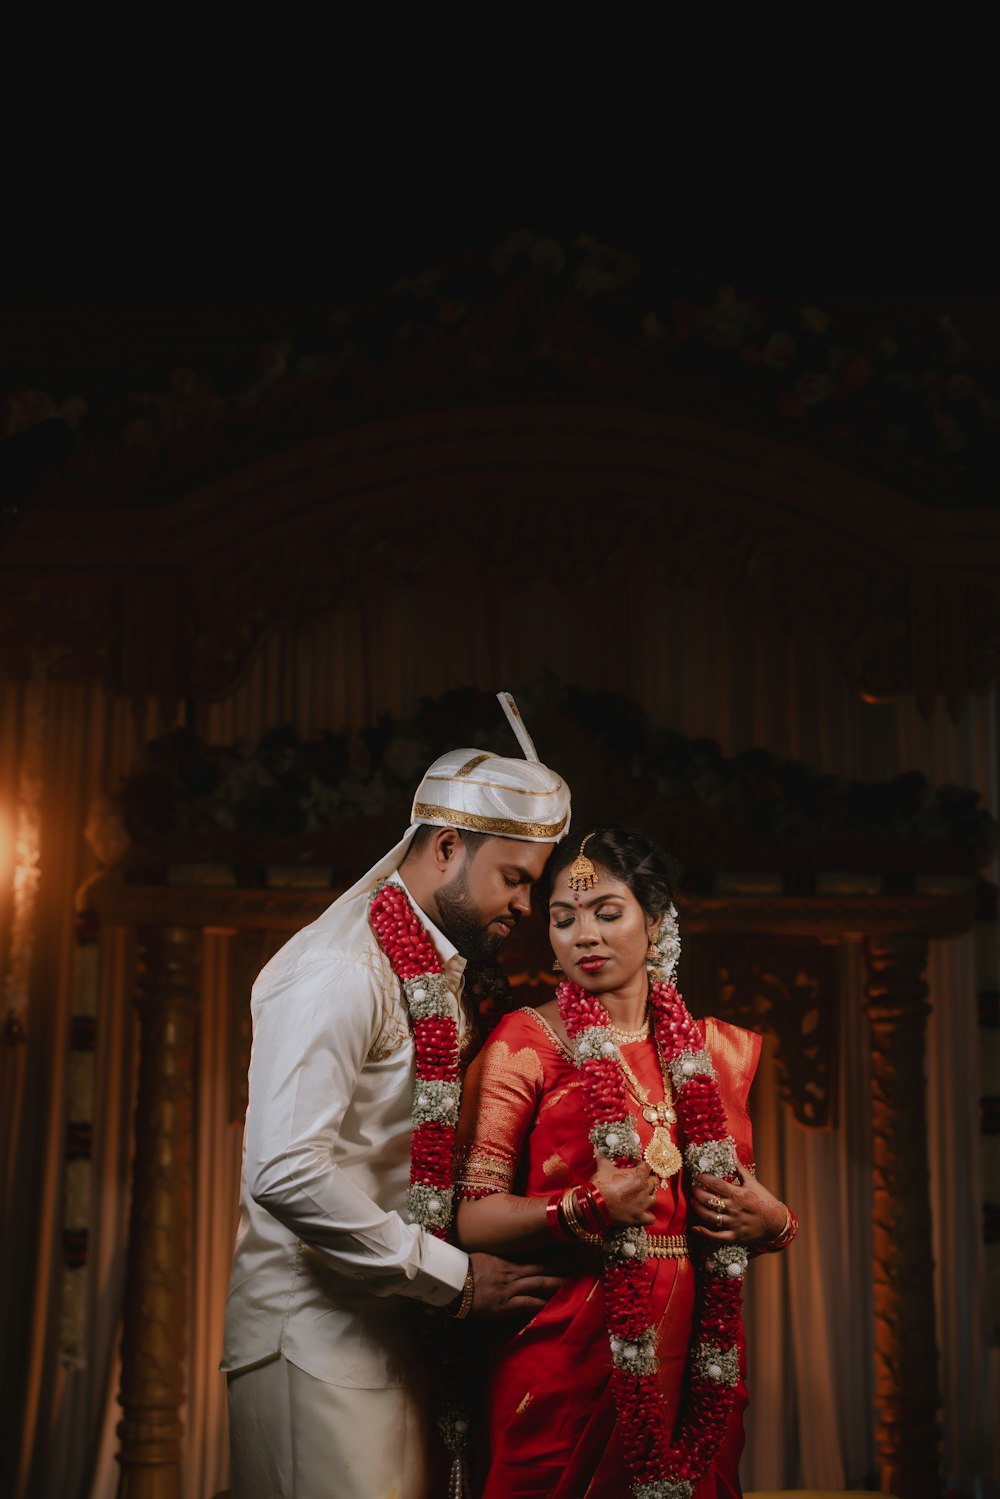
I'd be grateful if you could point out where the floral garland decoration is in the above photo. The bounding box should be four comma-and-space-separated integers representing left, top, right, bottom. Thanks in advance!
647, 903, 681, 987
368, 878, 471, 1484
557, 977, 748, 1499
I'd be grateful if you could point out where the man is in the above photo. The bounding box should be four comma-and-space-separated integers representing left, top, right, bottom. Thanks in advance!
222, 696, 571, 1499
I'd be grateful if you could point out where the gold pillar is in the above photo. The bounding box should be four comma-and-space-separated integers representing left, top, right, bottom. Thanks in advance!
117, 924, 202, 1499
864, 933, 942, 1499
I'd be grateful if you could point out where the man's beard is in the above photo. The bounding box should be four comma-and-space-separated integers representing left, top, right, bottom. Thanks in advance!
435, 867, 506, 964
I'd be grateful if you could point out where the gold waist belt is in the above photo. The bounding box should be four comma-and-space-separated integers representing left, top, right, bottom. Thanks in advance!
580, 1231, 689, 1257
646, 1233, 689, 1259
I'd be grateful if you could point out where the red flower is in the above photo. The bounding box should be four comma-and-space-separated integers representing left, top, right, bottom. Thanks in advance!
678, 1076, 728, 1142
605, 1261, 654, 1338
370, 882, 459, 1219
557, 976, 746, 1492
370, 885, 443, 979
411, 1017, 459, 1079
370, 882, 475, 1449
411, 1123, 456, 1189
581, 1058, 630, 1119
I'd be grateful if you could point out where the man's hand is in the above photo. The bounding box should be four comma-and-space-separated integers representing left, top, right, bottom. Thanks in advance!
467, 1253, 563, 1318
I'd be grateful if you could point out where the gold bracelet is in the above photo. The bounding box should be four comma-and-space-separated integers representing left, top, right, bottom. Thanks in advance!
451, 1264, 475, 1319
560, 1187, 583, 1236
560, 1187, 593, 1242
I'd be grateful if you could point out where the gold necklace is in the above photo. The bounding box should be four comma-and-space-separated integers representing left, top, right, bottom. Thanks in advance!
616, 1043, 682, 1187
608, 1010, 651, 1045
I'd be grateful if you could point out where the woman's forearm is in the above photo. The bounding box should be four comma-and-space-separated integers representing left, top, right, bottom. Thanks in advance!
456, 1192, 552, 1253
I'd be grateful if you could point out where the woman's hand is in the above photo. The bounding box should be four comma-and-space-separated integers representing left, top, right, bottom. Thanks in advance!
591, 1160, 657, 1227
689, 1162, 787, 1245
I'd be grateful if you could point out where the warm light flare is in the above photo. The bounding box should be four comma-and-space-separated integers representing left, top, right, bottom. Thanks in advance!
0, 806, 13, 892
12, 830, 42, 901
1, 662, 47, 1042
2, 772, 43, 1024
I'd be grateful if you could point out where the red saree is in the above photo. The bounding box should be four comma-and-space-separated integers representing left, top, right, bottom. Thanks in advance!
456, 1007, 763, 1499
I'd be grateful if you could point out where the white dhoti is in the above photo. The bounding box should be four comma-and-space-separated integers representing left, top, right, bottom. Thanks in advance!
228, 1354, 435, 1499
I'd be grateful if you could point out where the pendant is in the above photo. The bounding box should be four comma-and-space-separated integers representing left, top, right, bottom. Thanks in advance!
643, 1105, 658, 1124
644, 1127, 682, 1184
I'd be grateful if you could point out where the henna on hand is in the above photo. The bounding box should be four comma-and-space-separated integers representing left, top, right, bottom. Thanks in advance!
690, 1162, 788, 1245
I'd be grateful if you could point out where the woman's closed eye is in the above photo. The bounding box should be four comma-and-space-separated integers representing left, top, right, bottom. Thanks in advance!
552, 909, 622, 929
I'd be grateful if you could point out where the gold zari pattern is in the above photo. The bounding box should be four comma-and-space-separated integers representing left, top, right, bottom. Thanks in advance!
453, 753, 494, 778
455, 1145, 515, 1197
412, 802, 570, 839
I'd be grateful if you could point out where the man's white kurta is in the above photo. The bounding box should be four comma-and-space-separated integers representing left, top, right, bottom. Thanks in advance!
222, 854, 470, 1494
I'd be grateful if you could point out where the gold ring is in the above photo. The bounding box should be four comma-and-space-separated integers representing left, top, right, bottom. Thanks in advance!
709, 1194, 725, 1212
716, 1212, 722, 1228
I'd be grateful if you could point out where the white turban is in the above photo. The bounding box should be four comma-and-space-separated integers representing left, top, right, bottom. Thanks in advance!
330, 695, 570, 907
410, 690, 569, 844
411, 747, 570, 843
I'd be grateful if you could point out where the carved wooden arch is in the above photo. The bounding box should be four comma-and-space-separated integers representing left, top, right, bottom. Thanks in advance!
4, 402, 1000, 706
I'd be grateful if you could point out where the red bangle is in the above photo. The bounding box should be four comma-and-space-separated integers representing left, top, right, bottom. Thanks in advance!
770, 1208, 798, 1248
546, 1191, 572, 1241
586, 1185, 613, 1231
574, 1184, 612, 1236
755, 1207, 799, 1253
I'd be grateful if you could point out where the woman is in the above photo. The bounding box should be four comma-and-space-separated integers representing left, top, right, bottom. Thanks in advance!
455, 827, 797, 1499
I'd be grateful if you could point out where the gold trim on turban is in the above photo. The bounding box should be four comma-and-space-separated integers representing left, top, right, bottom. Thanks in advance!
411, 802, 570, 840
454, 753, 494, 778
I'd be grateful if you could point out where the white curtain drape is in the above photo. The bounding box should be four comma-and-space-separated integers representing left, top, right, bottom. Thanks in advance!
2, 573, 997, 1497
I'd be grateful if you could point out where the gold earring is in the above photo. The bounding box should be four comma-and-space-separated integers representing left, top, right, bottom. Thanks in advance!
646, 939, 659, 961
567, 833, 597, 893
552, 957, 562, 972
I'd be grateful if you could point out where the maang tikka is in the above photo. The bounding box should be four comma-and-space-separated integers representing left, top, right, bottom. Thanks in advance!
567, 832, 598, 893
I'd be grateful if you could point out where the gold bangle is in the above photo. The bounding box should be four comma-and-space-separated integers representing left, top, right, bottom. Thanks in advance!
560, 1187, 582, 1234
560, 1188, 593, 1242
451, 1264, 475, 1319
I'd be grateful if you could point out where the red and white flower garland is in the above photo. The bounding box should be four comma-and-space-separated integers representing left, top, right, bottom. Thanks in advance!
369, 878, 462, 1238
558, 977, 748, 1499
368, 878, 472, 1477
